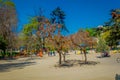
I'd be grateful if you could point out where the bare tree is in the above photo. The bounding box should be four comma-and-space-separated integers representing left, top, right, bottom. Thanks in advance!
70, 29, 95, 63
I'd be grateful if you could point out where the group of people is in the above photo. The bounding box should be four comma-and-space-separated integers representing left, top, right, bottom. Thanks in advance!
48, 51, 56, 56
37, 49, 56, 57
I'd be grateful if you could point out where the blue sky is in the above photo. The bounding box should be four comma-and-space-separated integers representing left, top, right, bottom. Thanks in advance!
12, 0, 120, 34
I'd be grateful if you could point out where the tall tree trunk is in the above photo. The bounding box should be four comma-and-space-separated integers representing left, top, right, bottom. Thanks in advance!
83, 49, 87, 63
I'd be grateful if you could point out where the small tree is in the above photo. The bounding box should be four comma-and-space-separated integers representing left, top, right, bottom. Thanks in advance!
96, 36, 109, 53
71, 29, 95, 63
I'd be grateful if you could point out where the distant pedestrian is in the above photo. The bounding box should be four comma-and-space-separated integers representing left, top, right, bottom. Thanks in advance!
53, 51, 56, 56
37, 49, 43, 57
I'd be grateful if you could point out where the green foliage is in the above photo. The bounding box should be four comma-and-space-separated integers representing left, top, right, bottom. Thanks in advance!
101, 30, 111, 41
96, 37, 109, 52
0, 51, 19, 58
50, 7, 65, 24
4, 0, 15, 7
23, 17, 38, 35
50, 7, 69, 32
101, 9, 120, 47
22, 16, 46, 52
0, 35, 7, 51
0, 0, 15, 7
86, 28, 97, 37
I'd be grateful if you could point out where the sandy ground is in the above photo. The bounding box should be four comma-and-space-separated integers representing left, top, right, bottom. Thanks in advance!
0, 51, 120, 80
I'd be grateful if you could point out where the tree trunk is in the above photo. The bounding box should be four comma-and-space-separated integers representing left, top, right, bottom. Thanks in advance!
10, 49, 13, 59
83, 49, 87, 63
58, 51, 62, 65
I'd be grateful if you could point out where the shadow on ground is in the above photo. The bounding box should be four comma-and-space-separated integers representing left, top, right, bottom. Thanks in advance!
55, 60, 100, 68
0, 59, 36, 72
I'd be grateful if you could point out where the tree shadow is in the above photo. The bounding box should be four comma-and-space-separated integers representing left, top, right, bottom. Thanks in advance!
0, 60, 36, 72
55, 60, 100, 68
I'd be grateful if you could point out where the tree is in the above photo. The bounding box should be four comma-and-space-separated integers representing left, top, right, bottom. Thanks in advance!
22, 14, 52, 56
0, 0, 17, 57
50, 7, 68, 65
50, 7, 68, 32
96, 36, 109, 53
22, 17, 38, 52
61, 36, 71, 62
86, 28, 97, 37
71, 29, 96, 63
22, 7, 68, 64
85, 28, 97, 49
103, 9, 120, 48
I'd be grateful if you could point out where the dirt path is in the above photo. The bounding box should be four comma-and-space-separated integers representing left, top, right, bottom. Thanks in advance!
0, 52, 120, 80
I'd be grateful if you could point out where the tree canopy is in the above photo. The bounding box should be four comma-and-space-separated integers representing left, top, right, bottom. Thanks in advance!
0, 0, 17, 50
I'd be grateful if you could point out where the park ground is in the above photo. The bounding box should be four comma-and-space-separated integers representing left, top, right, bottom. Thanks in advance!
0, 51, 120, 80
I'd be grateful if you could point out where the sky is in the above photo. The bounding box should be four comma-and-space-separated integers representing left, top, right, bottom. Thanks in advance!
12, 0, 120, 35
